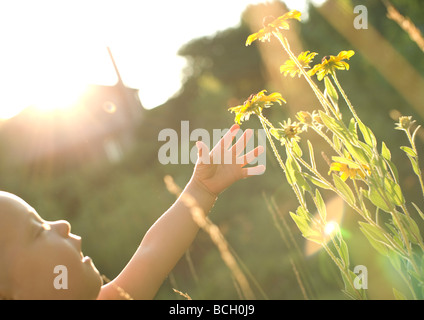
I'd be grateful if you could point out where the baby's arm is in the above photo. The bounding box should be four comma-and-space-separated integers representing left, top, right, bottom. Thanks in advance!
97, 124, 265, 300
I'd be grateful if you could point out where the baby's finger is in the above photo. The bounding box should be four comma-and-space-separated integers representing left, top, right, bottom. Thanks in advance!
212, 124, 240, 153
232, 128, 253, 158
242, 165, 266, 177
238, 145, 264, 166
196, 141, 210, 164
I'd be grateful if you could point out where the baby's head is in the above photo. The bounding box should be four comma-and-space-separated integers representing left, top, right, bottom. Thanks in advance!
0, 191, 102, 299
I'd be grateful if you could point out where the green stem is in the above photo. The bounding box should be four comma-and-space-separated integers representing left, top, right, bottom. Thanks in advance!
352, 179, 369, 218
258, 114, 307, 209
400, 203, 411, 219
311, 126, 344, 157
258, 115, 284, 170
322, 243, 364, 300
258, 112, 275, 129
331, 73, 360, 121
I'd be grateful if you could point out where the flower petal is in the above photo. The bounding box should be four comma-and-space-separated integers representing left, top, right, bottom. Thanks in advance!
280, 10, 302, 22
338, 50, 355, 60
340, 172, 349, 181
246, 33, 259, 46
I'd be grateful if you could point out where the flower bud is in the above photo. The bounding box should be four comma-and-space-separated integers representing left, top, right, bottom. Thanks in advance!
396, 116, 415, 130
296, 111, 313, 125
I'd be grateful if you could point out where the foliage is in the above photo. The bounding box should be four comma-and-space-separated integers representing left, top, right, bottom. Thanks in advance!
228, 7, 424, 299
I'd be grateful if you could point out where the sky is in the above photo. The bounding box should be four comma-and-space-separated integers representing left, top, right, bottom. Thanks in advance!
0, 0, 316, 119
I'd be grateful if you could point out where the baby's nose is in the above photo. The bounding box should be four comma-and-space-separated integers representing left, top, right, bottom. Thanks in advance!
51, 220, 71, 237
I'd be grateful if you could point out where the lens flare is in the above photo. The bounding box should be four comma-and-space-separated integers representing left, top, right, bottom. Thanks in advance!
324, 221, 339, 236
305, 196, 345, 256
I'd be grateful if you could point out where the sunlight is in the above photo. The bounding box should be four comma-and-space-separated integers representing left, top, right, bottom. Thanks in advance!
0, 1, 118, 119
0, 0, 319, 120
27, 45, 116, 113
0, 44, 115, 119
0, 0, 282, 120
324, 221, 339, 236
305, 196, 345, 256
30, 82, 88, 113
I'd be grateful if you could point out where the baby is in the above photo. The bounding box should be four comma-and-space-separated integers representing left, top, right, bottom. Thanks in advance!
0, 124, 265, 299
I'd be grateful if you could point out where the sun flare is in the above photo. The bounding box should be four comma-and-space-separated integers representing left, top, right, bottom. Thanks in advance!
305, 196, 345, 256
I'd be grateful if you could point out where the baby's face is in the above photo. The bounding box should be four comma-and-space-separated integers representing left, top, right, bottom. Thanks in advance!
0, 192, 102, 299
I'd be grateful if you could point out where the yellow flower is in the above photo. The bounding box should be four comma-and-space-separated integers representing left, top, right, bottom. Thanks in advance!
228, 90, 286, 124
246, 10, 302, 46
328, 161, 369, 181
270, 118, 303, 145
280, 51, 318, 78
308, 50, 355, 81
282, 119, 302, 141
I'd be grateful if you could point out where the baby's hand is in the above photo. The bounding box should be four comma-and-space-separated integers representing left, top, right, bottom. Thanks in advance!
192, 124, 265, 196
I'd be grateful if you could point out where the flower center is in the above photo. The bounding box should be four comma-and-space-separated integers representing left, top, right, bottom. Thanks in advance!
322, 56, 330, 63
262, 16, 276, 28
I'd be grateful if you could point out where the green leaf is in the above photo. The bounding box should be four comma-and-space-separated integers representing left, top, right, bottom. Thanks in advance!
381, 142, 391, 161
385, 223, 404, 251
333, 174, 355, 206
407, 154, 421, 176
291, 140, 302, 157
290, 210, 321, 240
384, 178, 404, 207
285, 155, 297, 185
348, 117, 358, 138
304, 173, 331, 190
370, 152, 387, 175
333, 134, 342, 153
385, 159, 399, 183
359, 222, 390, 256
412, 202, 424, 221
400, 146, 417, 158
324, 76, 339, 105
285, 154, 309, 192
307, 140, 316, 169
344, 143, 370, 166
357, 118, 376, 148
393, 288, 407, 300
314, 189, 326, 222
359, 222, 388, 241
388, 251, 403, 272
394, 213, 423, 245
339, 238, 350, 268
296, 206, 310, 221
367, 185, 394, 213
290, 212, 310, 237
294, 170, 311, 193
406, 214, 423, 244
341, 270, 360, 300
292, 207, 324, 242
319, 111, 354, 144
